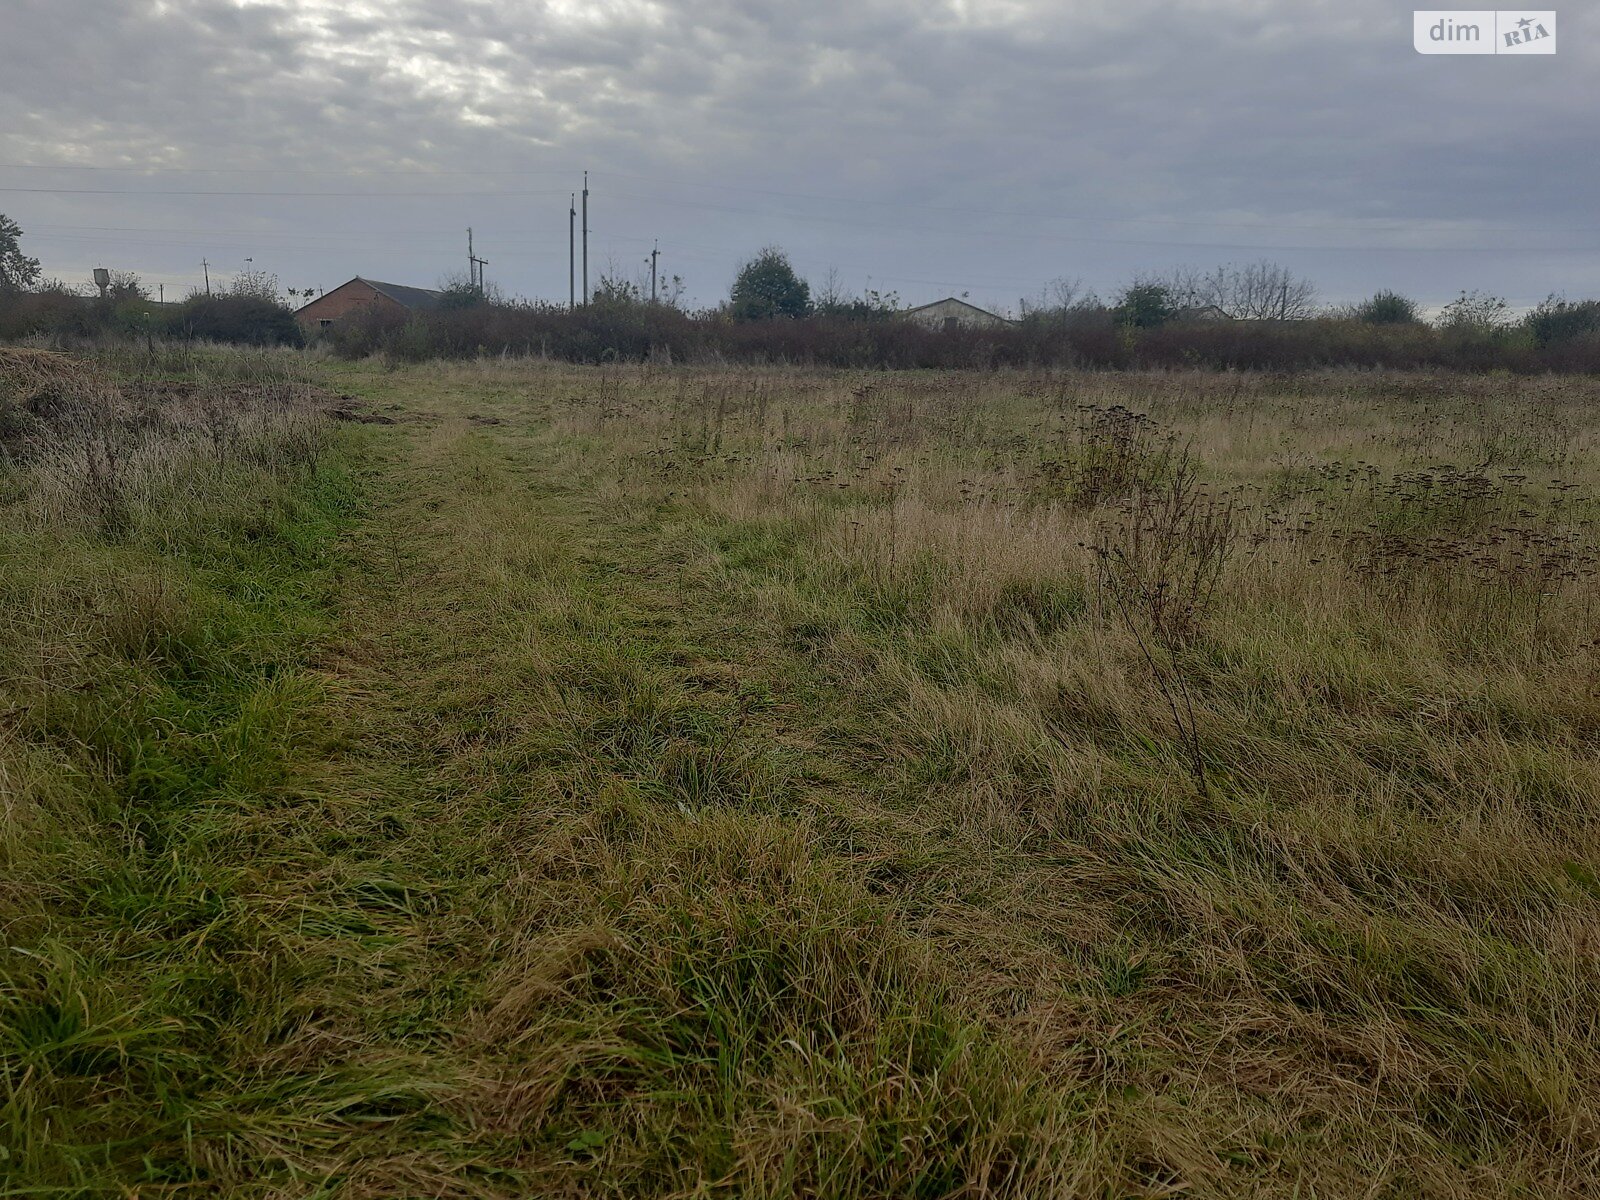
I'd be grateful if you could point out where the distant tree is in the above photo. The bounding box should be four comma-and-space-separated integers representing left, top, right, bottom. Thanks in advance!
1438, 289, 1511, 333
730, 247, 810, 320
578, 253, 687, 309
284, 285, 323, 308
1355, 290, 1420, 324
655, 272, 687, 308
97, 271, 153, 335
814, 278, 900, 320
1043, 276, 1087, 310
634, 253, 687, 307
591, 269, 645, 306
1524, 295, 1600, 345
0, 214, 42, 294
225, 267, 283, 304
436, 270, 502, 309
1115, 281, 1175, 328
438, 278, 486, 309
1190, 260, 1317, 320
107, 270, 147, 304
815, 267, 847, 312
1019, 276, 1101, 324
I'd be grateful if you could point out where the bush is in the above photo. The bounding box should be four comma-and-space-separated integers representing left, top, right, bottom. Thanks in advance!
1437, 289, 1512, 334
294, 300, 1600, 374
9, 284, 1600, 374
1525, 296, 1600, 346
1356, 290, 1420, 325
163, 295, 302, 347
1115, 283, 1175, 329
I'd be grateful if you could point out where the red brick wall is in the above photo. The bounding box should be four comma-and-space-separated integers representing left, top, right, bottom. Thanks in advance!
294, 280, 408, 332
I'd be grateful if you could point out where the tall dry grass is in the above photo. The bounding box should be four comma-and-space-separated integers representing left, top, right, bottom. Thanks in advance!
0, 348, 354, 1191
2, 346, 328, 533
468, 358, 1600, 1194
8, 349, 1599, 1195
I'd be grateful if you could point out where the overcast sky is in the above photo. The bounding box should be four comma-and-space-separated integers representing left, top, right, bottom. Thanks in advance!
2, 0, 1596, 313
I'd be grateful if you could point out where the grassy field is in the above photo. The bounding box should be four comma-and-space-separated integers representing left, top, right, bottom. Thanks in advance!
3, 351, 1599, 1197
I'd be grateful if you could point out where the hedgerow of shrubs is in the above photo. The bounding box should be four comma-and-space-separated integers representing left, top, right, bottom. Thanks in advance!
6, 284, 1600, 372
315, 298, 1600, 373
0, 288, 303, 348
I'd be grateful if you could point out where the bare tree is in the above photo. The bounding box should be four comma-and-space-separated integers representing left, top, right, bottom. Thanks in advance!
1196, 260, 1317, 320
1158, 265, 1209, 310
1019, 275, 1099, 321
817, 267, 846, 311
1149, 261, 1315, 319
225, 267, 283, 304
1437, 289, 1511, 332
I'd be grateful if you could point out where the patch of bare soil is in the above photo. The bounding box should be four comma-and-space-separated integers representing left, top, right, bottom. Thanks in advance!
327, 396, 397, 424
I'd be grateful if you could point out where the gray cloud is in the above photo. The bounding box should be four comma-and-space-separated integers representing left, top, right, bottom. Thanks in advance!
3, 0, 1596, 310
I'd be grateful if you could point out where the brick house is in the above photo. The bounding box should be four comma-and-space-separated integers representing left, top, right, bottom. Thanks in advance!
294, 277, 443, 334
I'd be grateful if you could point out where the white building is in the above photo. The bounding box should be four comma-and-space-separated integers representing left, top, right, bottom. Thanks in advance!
902, 297, 1015, 331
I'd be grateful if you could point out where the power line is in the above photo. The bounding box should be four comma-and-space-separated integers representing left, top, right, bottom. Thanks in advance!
596, 192, 1600, 255
12, 183, 1594, 254
0, 185, 571, 198
12, 164, 1594, 304
3, 159, 1592, 237
27, 216, 1600, 267
0, 162, 579, 177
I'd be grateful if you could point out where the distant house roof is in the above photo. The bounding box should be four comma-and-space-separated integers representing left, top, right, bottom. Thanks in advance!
292, 276, 444, 316
1173, 304, 1232, 322
903, 296, 1013, 323
356, 278, 444, 310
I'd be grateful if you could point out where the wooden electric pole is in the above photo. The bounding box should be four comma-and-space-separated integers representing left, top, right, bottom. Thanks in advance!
466, 228, 488, 294
651, 240, 659, 303
202, 258, 210, 297
581, 171, 589, 306
569, 193, 576, 310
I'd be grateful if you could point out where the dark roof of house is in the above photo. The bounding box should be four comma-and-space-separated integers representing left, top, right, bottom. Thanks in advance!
902, 296, 1012, 322
294, 276, 444, 315
358, 278, 444, 309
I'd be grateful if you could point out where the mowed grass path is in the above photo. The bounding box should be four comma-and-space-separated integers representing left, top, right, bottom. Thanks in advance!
281, 370, 1067, 1197
9, 361, 1597, 1197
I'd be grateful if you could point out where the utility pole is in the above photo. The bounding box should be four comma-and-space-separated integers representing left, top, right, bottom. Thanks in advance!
202, 258, 210, 297
569, 194, 576, 310
581, 170, 589, 306
650, 240, 659, 304
466, 227, 488, 294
